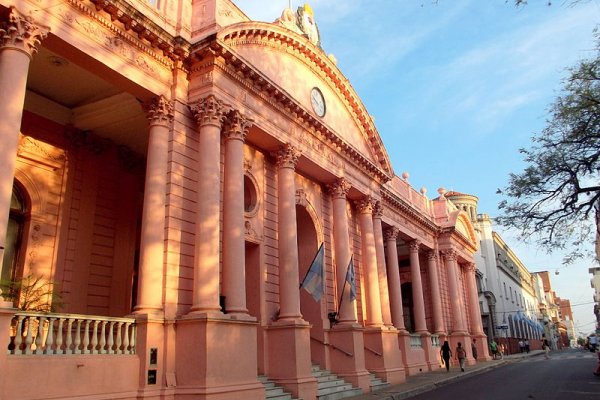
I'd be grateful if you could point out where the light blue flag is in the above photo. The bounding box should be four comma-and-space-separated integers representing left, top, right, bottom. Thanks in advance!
300, 243, 325, 302
345, 256, 356, 301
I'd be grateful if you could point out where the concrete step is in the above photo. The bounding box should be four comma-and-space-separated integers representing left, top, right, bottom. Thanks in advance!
311, 365, 363, 400
258, 375, 297, 400
368, 373, 390, 392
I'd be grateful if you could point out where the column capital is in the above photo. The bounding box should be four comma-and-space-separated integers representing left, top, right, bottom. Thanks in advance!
373, 201, 383, 218
143, 96, 174, 128
327, 178, 351, 199
0, 7, 49, 59
384, 226, 399, 241
354, 196, 375, 215
426, 250, 438, 261
442, 249, 457, 262
191, 94, 229, 128
275, 144, 301, 169
409, 240, 421, 253
224, 109, 252, 142
465, 262, 477, 273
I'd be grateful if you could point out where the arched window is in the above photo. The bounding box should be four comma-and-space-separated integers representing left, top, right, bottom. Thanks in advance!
1, 184, 27, 283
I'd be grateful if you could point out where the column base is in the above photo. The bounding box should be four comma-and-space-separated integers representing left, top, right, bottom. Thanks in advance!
266, 320, 317, 400
448, 332, 473, 366
419, 331, 441, 371
471, 332, 492, 362
175, 314, 263, 400
134, 313, 166, 389
328, 324, 370, 393
364, 326, 405, 385
397, 330, 428, 376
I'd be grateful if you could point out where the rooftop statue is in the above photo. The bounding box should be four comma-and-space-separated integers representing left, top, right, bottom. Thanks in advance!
275, 3, 321, 47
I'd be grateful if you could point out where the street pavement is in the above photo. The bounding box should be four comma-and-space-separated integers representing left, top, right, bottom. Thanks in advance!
348, 349, 593, 400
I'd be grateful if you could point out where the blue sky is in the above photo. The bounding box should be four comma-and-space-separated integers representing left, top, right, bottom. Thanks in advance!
234, 0, 599, 335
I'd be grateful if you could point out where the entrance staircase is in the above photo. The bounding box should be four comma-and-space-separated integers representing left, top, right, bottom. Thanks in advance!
259, 367, 389, 400
311, 365, 362, 400
258, 375, 297, 400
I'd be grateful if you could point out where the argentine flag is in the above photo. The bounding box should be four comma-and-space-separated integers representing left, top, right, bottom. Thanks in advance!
345, 256, 356, 301
300, 243, 325, 302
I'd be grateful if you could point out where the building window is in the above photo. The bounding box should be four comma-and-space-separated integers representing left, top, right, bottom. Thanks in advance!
1, 185, 27, 283
147, 0, 158, 6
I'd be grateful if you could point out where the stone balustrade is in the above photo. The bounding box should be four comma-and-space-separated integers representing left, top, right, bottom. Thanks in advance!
7, 312, 136, 356
431, 334, 440, 347
409, 334, 422, 348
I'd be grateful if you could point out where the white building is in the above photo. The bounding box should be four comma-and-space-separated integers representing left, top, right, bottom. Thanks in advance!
447, 192, 545, 352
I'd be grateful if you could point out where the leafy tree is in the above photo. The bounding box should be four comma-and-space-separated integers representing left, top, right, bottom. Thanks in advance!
497, 32, 600, 264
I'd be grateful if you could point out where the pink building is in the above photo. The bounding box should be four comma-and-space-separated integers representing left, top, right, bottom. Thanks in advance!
0, 1, 489, 399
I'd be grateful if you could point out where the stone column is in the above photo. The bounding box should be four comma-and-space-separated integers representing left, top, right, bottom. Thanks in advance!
327, 178, 356, 324
408, 241, 427, 333
373, 202, 393, 327
426, 250, 445, 335
384, 227, 406, 332
222, 110, 252, 316
465, 263, 484, 335
355, 197, 383, 327
0, 9, 47, 264
444, 250, 467, 333
189, 95, 228, 314
134, 96, 173, 314
276, 144, 303, 321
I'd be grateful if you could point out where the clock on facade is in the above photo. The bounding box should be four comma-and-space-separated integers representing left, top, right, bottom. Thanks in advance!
310, 87, 326, 117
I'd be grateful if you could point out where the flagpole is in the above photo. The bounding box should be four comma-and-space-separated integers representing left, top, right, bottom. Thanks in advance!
299, 243, 324, 288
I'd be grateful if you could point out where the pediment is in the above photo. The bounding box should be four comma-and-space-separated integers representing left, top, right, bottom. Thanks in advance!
216, 22, 394, 178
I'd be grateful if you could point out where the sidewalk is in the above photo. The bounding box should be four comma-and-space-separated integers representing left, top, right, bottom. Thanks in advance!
348, 350, 545, 400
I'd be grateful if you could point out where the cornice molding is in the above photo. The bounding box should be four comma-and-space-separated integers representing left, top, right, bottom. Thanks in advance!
381, 187, 437, 233
85, 0, 189, 61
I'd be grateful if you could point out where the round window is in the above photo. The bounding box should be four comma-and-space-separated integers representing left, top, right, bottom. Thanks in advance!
244, 175, 258, 214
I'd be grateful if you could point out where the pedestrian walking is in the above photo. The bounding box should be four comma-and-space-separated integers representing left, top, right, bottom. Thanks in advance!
456, 342, 467, 372
518, 339, 525, 353
471, 338, 478, 361
489, 339, 498, 360
525, 339, 530, 353
440, 340, 452, 372
543, 338, 551, 359
498, 343, 505, 359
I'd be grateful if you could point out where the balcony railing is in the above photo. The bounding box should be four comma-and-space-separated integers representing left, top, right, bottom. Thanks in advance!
8, 311, 136, 356
431, 334, 440, 347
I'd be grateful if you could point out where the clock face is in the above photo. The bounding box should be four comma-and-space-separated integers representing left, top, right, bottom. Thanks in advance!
310, 87, 326, 117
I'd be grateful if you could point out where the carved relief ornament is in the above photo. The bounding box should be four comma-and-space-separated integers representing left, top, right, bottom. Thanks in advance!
275, 144, 301, 169
426, 250, 438, 261
373, 201, 384, 218
144, 96, 174, 127
354, 196, 375, 215
327, 178, 351, 199
224, 110, 252, 142
0, 8, 49, 58
409, 240, 421, 253
442, 249, 457, 262
191, 95, 229, 128
384, 226, 399, 241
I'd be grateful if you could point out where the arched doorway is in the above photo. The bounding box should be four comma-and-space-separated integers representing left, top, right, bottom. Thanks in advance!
296, 204, 326, 366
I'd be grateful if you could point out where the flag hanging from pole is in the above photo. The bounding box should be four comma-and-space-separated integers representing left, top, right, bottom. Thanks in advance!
345, 256, 356, 301
300, 243, 325, 302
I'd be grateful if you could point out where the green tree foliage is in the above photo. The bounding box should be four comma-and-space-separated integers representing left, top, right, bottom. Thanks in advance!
497, 32, 600, 264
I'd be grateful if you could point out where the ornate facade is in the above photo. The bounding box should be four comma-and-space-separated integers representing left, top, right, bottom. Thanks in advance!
0, 1, 489, 399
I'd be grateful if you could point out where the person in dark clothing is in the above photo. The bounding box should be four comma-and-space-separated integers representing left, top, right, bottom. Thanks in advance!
440, 340, 452, 371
